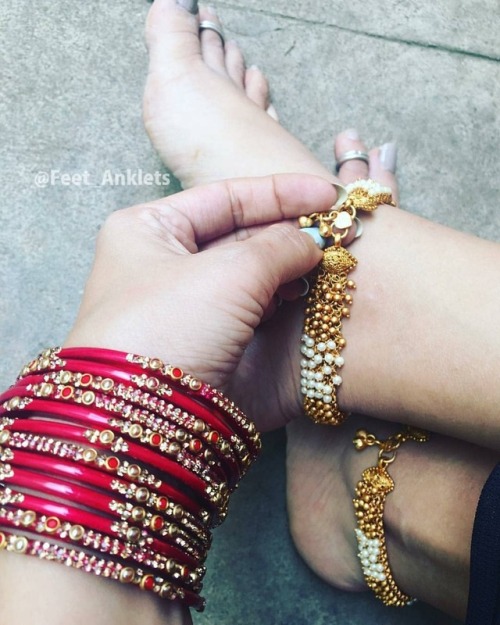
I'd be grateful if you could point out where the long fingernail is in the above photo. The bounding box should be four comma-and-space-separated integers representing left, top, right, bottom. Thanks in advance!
176, 0, 199, 13
299, 278, 310, 297
345, 128, 359, 141
207, 5, 217, 14
380, 142, 397, 173
300, 227, 326, 249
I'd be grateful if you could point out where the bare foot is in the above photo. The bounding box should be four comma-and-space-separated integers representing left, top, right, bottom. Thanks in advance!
287, 132, 400, 593
144, 0, 335, 187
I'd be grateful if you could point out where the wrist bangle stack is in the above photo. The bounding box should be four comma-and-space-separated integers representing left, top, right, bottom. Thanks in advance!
0, 347, 262, 611
352, 425, 430, 606
299, 180, 395, 425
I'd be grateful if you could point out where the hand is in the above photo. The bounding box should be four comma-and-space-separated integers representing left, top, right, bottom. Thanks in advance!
65, 174, 337, 431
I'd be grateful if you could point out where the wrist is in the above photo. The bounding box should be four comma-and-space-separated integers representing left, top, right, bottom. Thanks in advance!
63, 323, 225, 388
0, 552, 192, 625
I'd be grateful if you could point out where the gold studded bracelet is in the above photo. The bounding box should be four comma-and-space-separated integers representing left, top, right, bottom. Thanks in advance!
299, 180, 395, 425
352, 425, 430, 606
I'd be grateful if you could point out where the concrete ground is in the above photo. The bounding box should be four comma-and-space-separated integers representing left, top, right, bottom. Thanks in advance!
1, 0, 499, 623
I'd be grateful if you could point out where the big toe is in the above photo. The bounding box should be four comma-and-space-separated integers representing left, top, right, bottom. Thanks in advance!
145, 0, 202, 78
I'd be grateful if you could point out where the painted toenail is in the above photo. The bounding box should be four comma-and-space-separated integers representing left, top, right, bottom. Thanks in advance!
176, 0, 199, 13
345, 128, 360, 141
380, 142, 397, 173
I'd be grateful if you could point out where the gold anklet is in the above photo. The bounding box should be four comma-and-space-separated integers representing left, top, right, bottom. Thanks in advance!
352, 425, 430, 606
299, 180, 394, 425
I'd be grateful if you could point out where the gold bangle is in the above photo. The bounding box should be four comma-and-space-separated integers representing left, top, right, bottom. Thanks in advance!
299, 180, 395, 426
352, 425, 430, 606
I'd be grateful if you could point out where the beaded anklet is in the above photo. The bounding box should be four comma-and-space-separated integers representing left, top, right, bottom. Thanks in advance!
299, 180, 395, 425
352, 425, 430, 606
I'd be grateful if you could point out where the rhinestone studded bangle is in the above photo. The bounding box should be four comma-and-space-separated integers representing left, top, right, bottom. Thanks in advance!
299, 180, 395, 425
0, 529, 204, 609
0, 347, 262, 611
352, 425, 430, 606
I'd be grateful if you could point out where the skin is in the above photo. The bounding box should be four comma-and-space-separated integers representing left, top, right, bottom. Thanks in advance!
142, 1, 500, 621
0, 175, 336, 625
143, 0, 500, 448
2, 1, 499, 623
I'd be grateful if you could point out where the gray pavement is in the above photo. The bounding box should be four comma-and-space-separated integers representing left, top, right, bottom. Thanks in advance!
1, 0, 499, 623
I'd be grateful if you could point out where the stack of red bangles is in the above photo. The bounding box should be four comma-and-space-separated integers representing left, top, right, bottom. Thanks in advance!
0, 347, 261, 611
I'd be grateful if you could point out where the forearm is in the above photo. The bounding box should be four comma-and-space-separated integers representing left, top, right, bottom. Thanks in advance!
341, 205, 500, 448
0, 553, 192, 625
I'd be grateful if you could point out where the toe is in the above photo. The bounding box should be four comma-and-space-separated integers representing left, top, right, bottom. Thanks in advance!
225, 39, 245, 89
266, 103, 280, 122
334, 129, 370, 184
199, 6, 227, 75
145, 0, 202, 75
368, 143, 399, 203
245, 65, 270, 110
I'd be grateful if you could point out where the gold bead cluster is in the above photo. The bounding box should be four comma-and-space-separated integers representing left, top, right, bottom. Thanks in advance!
299, 179, 395, 426
352, 426, 429, 606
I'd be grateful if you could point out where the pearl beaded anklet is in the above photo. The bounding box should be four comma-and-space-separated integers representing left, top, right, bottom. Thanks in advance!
299, 180, 394, 425
352, 425, 430, 606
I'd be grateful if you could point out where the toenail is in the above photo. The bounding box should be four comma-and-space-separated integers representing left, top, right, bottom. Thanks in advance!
345, 128, 360, 141
380, 142, 397, 173
176, 0, 199, 14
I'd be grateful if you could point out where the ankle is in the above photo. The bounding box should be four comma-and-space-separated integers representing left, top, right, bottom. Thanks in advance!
286, 419, 368, 592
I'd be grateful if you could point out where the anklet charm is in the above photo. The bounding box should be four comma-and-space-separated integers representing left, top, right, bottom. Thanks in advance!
299, 180, 394, 425
353, 425, 430, 606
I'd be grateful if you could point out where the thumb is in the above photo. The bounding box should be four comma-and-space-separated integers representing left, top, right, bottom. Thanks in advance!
227, 222, 323, 307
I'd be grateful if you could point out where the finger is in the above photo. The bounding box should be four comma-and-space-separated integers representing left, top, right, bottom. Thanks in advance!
368, 143, 399, 204
334, 128, 370, 183
224, 222, 323, 305
277, 277, 310, 301
134, 174, 338, 245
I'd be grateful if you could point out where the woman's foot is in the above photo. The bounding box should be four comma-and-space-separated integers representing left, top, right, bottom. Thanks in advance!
287, 133, 399, 592
144, 0, 335, 188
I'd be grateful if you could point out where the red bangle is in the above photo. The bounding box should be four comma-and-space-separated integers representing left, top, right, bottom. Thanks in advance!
5, 380, 242, 486
0, 529, 205, 610
5, 346, 262, 611
11, 370, 253, 477
3, 448, 210, 544
1, 464, 207, 559
1, 416, 228, 518
20, 348, 260, 453
0, 508, 203, 590
1, 411, 224, 506
16, 359, 242, 444
0, 485, 197, 567
0, 431, 222, 526
2, 386, 235, 487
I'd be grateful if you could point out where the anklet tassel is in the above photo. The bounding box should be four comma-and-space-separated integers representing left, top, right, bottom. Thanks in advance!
299, 180, 394, 425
